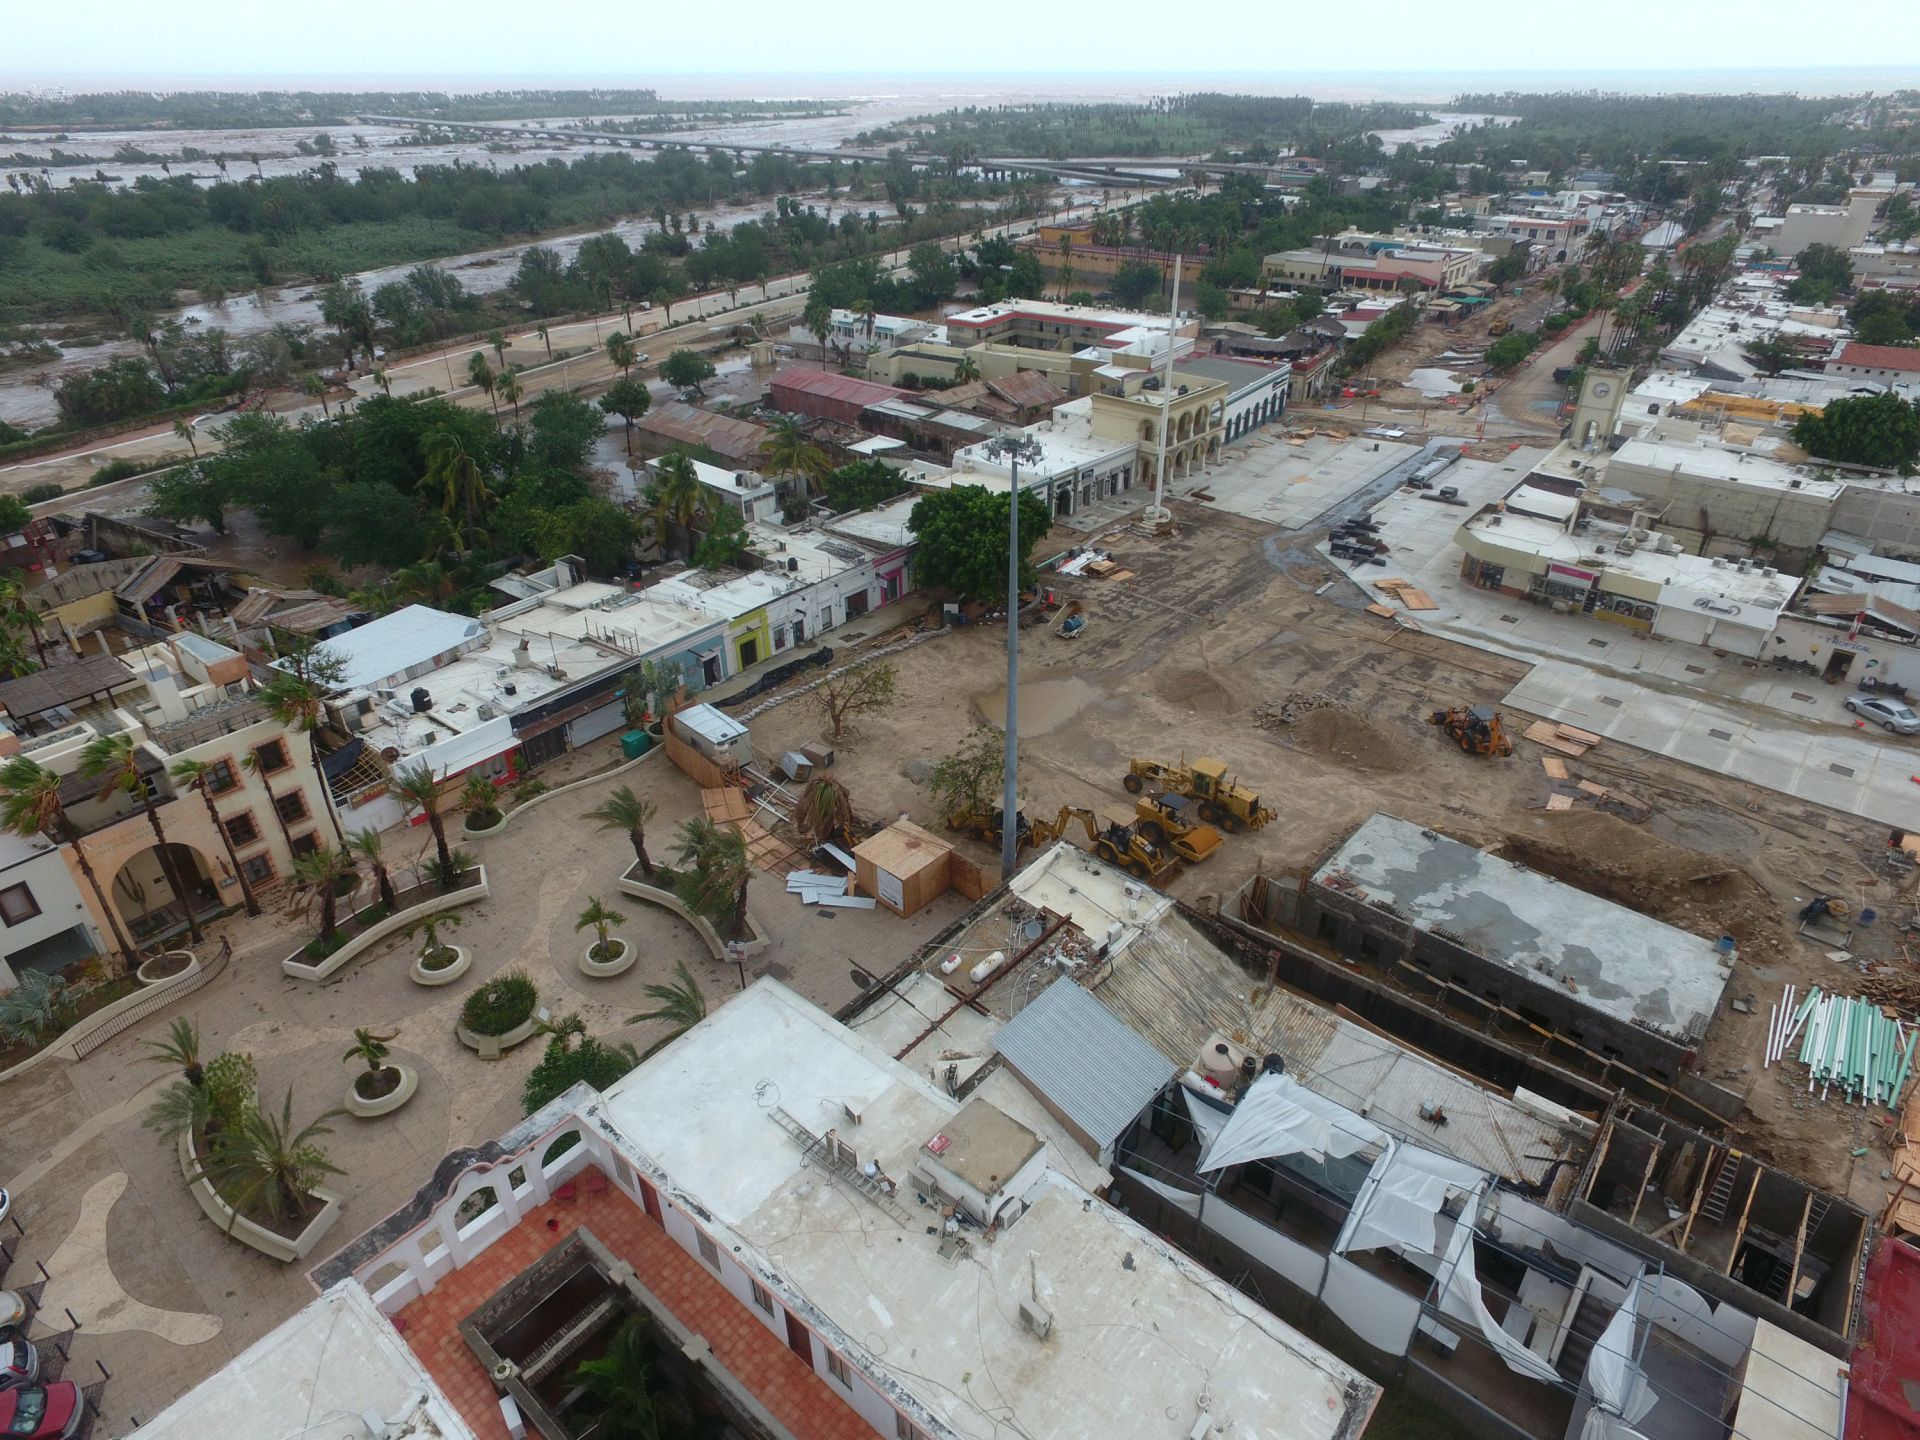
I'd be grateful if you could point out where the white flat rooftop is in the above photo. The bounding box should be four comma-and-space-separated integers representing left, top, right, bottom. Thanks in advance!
597, 980, 1377, 1440
133, 1280, 465, 1440
1466, 512, 1799, 613
1612, 438, 1841, 497
1316, 814, 1732, 1044
301, 604, 484, 692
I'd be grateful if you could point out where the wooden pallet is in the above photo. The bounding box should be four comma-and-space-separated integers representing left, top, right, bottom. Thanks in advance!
1524, 720, 1593, 757
1396, 588, 1438, 611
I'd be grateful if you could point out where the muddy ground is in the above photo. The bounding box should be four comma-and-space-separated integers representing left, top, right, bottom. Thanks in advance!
749, 502, 1916, 1214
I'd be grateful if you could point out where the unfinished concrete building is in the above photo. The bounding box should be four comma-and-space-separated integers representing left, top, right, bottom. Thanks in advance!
1571, 1100, 1869, 1354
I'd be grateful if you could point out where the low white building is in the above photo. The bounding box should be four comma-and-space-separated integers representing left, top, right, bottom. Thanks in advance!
789, 306, 936, 354
644, 453, 783, 523
947, 399, 1141, 516
0, 828, 103, 990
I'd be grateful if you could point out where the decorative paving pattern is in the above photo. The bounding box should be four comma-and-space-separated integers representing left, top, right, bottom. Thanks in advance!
34, 1174, 221, 1345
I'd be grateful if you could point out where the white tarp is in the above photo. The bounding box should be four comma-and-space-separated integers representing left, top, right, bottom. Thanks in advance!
1181, 1081, 1230, 1145
1436, 1185, 1563, 1384
1338, 1143, 1488, 1258
1197, 1072, 1388, 1173
1580, 1272, 1656, 1440
1119, 1167, 1203, 1217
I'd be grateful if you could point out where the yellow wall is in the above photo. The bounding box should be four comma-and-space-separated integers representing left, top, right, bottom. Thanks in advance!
729, 608, 772, 672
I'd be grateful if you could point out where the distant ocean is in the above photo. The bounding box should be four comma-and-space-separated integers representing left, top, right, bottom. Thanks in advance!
3, 67, 1917, 106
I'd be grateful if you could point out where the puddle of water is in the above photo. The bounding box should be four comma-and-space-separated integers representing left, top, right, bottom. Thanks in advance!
974, 675, 1099, 736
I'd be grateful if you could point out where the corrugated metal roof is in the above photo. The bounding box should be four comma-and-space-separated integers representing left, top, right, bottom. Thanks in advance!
638, 402, 770, 464
0, 653, 137, 718
769, 368, 905, 407
986, 371, 1066, 412
992, 976, 1176, 1150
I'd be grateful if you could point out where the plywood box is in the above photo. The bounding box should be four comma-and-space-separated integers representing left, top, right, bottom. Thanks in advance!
853, 820, 953, 917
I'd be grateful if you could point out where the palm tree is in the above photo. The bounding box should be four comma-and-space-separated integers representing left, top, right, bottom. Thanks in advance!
575, 897, 627, 961
81, 732, 203, 944
535, 323, 552, 359
302, 374, 331, 420
460, 770, 502, 828
403, 909, 463, 964
467, 352, 497, 415
672, 817, 750, 939
569, 1317, 664, 1440
293, 844, 356, 947
342, 1027, 397, 1095
953, 352, 982, 384
258, 674, 351, 847
172, 418, 199, 457
347, 580, 397, 615
0, 573, 50, 672
760, 415, 829, 497
347, 827, 398, 910
629, 960, 708, 1059
796, 774, 854, 848
488, 329, 508, 366
853, 294, 876, 341
497, 366, 523, 423
392, 559, 460, 606
606, 331, 636, 376
144, 1016, 204, 1085
394, 763, 455, 889
371, 366, 391, 397
649, 451, 703, 556
169, 758, 260, 917
203, 1089, 345, 1226
587, 785, 658, 877
424, 428, 492, 530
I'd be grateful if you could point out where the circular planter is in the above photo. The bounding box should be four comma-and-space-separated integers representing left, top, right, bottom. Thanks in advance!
409, 944, 472, 987
579, 938, 635, 978
345, 1062, 418, 1118
456, 1014, 539, 1061
137, 951, 194, 984
464, 811, 506, 838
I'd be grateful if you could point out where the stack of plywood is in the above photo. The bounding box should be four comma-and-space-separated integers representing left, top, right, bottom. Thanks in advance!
1371, 578, 1436, 611
1523, 720, 1602, 757
702, 787, 799, 872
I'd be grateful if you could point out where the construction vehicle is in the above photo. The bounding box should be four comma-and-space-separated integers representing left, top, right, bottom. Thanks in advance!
1056, 805, 1182, 885
1488, 316, 1512, 336
1121, 756, 1275, 832
1427, 704, 1514, 757
945, 806, 1038, 850
1131, 793, 1225, 863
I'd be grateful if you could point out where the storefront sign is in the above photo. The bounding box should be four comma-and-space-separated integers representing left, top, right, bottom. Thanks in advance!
1548, 562, 1597, 584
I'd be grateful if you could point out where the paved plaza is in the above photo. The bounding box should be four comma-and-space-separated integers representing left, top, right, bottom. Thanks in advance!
0, 737, 971, 1432
1184, 429, 1424, 529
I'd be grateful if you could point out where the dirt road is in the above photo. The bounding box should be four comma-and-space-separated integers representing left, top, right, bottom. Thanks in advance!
747, 504, 1905, 1212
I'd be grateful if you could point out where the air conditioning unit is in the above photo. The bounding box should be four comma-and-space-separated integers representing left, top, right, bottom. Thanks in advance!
1018, 1300, 1052, 1340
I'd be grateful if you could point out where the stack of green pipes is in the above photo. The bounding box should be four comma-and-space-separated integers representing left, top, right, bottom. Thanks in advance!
1775, 986, 1920, 1108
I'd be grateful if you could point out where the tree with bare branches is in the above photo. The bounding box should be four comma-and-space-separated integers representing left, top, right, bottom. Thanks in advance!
813, 660, 898, 740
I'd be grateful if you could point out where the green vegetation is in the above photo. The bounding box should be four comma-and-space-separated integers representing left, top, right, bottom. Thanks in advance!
459, 970, 539, 1037
1486, 330, 1542, 372
821, 458, 910, 512
907, 487, 1053, 600
522, 1015, 639, 1114
1794, 393, 1920, 474
1785, 243, 1854, 305
628, 960, 709, 1059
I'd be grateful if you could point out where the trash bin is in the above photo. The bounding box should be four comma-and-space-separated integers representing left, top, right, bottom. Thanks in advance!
620, 729, 652, 760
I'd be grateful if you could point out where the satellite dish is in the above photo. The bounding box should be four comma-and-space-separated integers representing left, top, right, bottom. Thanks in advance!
1022, 919, 1044, 942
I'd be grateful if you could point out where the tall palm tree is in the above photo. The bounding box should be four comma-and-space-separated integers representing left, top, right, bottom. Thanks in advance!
0, 756, 137, 971
496, 366, 523, 423
80, 732, 203, 944
628, 960, 708, 1058
258, 674, 350, 847
169, 758, 261, 917
535, 323, 552, 359
292, 844, 355, 947
649, 452, 703, 556
371, 366, 391, 397
852, 295, 876, 340
347, 827, 398, 910
672, 817, 750, 938
393, 558, 461, 605
393, 763, 455, 889
605, 331, 636, 376
953, 352, 982, 384
172, 418, 199, 457
302, 374, 331, 420
423, 428, 492, 529
466, 352, 497, 415
586, 785, 657, 877
760, 416, 829, 497
0, 573, 49, 672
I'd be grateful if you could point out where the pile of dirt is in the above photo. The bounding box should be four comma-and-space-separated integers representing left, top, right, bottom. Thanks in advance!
1498, 810, 1788, 956
1254, 690, 1338, 733
1152, 664, 1243, 716
1290, 708, 1413, 773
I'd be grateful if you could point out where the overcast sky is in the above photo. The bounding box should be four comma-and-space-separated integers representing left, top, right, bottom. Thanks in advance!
9, 0, 1920, 88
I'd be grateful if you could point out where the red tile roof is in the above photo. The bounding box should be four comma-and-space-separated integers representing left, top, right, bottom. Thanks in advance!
1834, 342, 1920, 373
394, 1166, 875, 1440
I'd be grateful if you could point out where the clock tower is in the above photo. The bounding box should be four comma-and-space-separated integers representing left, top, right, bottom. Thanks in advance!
1569, 367, 1629, 453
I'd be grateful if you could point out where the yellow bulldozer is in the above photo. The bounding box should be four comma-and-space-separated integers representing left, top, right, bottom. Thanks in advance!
1428, 704, 1514, 758
1121, 756, 1274, 832
1130, 793, 1224, 863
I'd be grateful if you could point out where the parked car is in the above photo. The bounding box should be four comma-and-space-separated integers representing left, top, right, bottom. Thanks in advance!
0, 1384, 81, 1439
0, 1294, 24, 1338
1846, 695, 1920, 734
0, 1340, 38, 1391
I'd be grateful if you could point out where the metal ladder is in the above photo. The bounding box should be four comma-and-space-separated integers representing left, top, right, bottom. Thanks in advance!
1699, 1151, 1739, 1224
767, 1107, 913, 1226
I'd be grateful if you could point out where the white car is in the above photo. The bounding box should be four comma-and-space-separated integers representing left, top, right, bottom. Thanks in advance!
1845, 695, 1920, 735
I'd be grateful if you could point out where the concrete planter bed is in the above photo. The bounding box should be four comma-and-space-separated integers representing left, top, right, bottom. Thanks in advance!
456, 1015, 539, 1060
0, 950, 210, 1086
462, 811, 508, 838
345, 1062, 418, 1118
136, 950, 195, 984
176, 1129, 342, 1264
578, 938, 635, 978
618, 864, 769, 961
281, 867, 489, 982
409, 944, 472, 987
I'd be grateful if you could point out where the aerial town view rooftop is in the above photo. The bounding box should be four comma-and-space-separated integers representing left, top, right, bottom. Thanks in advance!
2, 6, 1920, 1438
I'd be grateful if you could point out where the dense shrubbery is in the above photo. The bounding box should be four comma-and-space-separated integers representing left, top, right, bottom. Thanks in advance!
460, 971, 538, 1037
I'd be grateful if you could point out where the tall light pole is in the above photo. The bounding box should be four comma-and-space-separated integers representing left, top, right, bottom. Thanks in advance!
983, 433, 1044, 881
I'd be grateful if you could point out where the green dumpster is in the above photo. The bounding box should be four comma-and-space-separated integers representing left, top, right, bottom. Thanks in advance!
620, 729, 653, 760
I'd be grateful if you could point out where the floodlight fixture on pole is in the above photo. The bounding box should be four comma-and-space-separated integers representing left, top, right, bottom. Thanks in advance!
982, 433, 1046, 881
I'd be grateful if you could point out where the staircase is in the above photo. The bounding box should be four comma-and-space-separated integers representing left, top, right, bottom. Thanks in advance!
1555, 1288, 1615, 1382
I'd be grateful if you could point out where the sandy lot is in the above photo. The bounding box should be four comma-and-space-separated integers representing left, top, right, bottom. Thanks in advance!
746, 502, 1912, 1213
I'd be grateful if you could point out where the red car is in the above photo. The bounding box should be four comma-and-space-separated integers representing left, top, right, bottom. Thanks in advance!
0, 1384, 81, 1438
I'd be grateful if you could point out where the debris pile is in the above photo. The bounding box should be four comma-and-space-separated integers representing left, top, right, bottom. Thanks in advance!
1254, 690, 1338, 733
